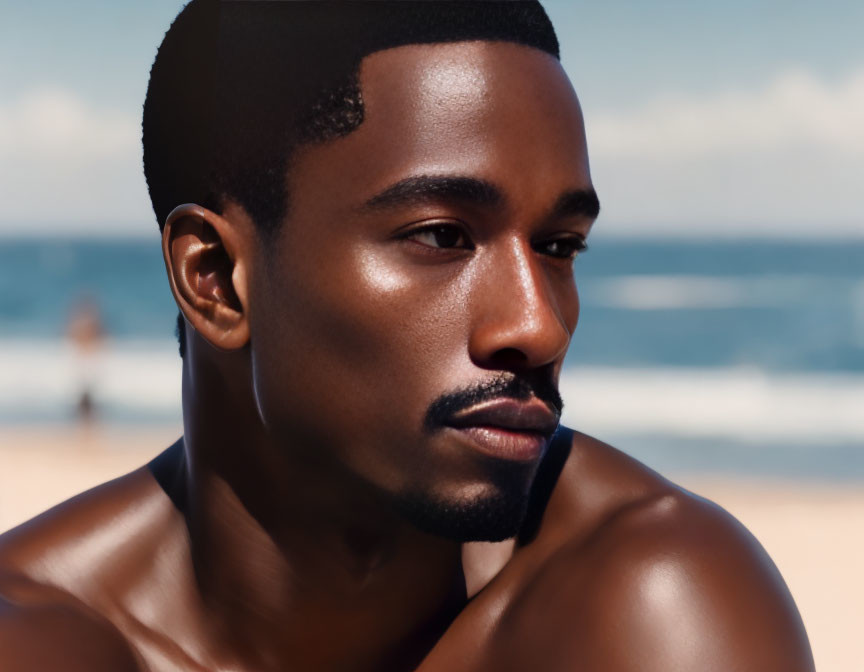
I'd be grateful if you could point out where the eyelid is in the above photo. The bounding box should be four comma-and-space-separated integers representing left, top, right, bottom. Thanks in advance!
536, 232, 588, 251
395, 220, 475, 247
394, 218, 469, 235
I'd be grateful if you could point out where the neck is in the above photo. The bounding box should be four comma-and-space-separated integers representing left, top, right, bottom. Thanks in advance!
177, 349, 467, 671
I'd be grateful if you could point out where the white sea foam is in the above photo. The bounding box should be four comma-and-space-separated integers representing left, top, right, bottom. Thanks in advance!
0, 340, 862, 445
560, 366, 864, 444
585, 274, 849, 311
0, 339, 181, 419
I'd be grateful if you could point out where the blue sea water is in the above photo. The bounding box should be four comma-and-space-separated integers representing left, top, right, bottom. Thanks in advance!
0, 236, 178, 342
1, 236, 862, 370
1, 235, 862, 479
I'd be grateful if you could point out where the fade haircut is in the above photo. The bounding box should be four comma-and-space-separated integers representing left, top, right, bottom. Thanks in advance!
143, 0, 560, 355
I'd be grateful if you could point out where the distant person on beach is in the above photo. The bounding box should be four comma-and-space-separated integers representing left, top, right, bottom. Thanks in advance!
0, 2, 814, 670
66, 293, 105, 423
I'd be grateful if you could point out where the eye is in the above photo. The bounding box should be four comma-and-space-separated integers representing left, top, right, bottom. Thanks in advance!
403, 224, 473, 250
536, 236, 588, 260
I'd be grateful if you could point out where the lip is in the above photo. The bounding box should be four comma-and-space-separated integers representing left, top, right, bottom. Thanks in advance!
445, 399, 560, 462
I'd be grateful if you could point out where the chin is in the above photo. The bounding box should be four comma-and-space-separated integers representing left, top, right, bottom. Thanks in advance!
387, 462, 536, 542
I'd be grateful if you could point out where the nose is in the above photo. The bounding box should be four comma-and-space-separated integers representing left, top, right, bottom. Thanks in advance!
468, 239, 575, 372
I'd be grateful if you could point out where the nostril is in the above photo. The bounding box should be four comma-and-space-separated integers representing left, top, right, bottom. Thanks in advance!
488, 347, 529, 368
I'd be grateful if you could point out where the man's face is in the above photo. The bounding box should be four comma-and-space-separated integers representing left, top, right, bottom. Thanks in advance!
246, 42, 596, 541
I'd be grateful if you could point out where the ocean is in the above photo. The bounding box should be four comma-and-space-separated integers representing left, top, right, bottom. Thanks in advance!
1, 235, 862, 479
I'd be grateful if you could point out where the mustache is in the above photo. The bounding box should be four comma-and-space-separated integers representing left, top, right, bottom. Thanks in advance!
423, 373, 563, 434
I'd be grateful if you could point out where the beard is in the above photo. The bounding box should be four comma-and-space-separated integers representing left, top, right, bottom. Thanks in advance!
386, 372, 559, 542
384, 456, 536, 542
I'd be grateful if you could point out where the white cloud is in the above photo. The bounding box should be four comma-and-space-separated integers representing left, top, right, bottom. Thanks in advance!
584, 68, 864, 236
0, 88, 152, 233
0, 88, 138, 159
2, 73, 863, 237
588, 68, 864, 160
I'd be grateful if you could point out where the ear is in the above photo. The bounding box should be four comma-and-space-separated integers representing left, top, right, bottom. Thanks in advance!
162, 203, 251, 352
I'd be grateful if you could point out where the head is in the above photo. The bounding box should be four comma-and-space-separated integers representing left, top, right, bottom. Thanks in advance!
145, 1, 598, 542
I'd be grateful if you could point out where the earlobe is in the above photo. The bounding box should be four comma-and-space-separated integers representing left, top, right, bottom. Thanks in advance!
162, 204, 250, 352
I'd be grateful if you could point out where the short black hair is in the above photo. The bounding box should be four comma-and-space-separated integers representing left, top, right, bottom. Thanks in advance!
143, 0, 560, 355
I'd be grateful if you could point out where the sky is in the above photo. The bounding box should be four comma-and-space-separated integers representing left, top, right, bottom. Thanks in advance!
1, 0, 862, 238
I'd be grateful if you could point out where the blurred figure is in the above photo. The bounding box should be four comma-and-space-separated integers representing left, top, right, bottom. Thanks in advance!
66, 293, 105, 424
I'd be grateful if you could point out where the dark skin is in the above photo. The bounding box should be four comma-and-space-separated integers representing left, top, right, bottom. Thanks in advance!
0, 43, 814, 671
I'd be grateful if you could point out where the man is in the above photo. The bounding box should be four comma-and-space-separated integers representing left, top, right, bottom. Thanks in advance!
0, 1, 814, 670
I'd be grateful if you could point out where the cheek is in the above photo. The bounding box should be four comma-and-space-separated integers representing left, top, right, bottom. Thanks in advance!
248, 245, 469, 446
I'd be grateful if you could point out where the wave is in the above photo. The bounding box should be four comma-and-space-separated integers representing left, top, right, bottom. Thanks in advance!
583, 274, 864, 311
560, 366, 864, 444
1, 340, 862, 446
0, 339, 181, 421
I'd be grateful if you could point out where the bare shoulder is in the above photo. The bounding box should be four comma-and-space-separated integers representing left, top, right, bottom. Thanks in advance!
0, 459, 179, 672
495, 431, 815, 671
0, 463, 170, 580
0, 576, 144, 671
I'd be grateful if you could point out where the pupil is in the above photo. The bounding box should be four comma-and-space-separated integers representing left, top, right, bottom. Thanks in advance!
434, 227, 460, 247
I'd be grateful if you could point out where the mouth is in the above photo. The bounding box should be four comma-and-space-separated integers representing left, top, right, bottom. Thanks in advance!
443, 398, 560, 462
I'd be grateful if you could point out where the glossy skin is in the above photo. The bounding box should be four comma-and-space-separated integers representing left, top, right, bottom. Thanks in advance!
0, 43, 814, 671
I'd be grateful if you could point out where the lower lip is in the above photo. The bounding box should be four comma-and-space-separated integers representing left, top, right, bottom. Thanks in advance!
447, 426, 548, 462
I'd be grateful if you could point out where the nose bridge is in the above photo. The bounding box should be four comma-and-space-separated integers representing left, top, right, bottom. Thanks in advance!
510, 239, 550, 327
471, 237, 571, 367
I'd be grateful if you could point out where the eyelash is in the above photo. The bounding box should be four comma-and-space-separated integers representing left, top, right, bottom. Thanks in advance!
399, 223, 588, 260
400, 224, 474, 252
539, 237, 589, 259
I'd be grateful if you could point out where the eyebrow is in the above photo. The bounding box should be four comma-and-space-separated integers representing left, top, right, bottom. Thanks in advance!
550, 189, 601, 220
361, 175, 503, 211
360, 173, 600, 221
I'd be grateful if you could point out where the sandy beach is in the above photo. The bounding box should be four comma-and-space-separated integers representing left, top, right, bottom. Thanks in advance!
0, 426, 861, 671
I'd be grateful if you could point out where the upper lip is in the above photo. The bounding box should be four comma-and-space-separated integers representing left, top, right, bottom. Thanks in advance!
445, 398, 560, 436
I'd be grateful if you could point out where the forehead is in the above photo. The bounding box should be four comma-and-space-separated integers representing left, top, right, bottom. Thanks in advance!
286, 41, 591, 217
